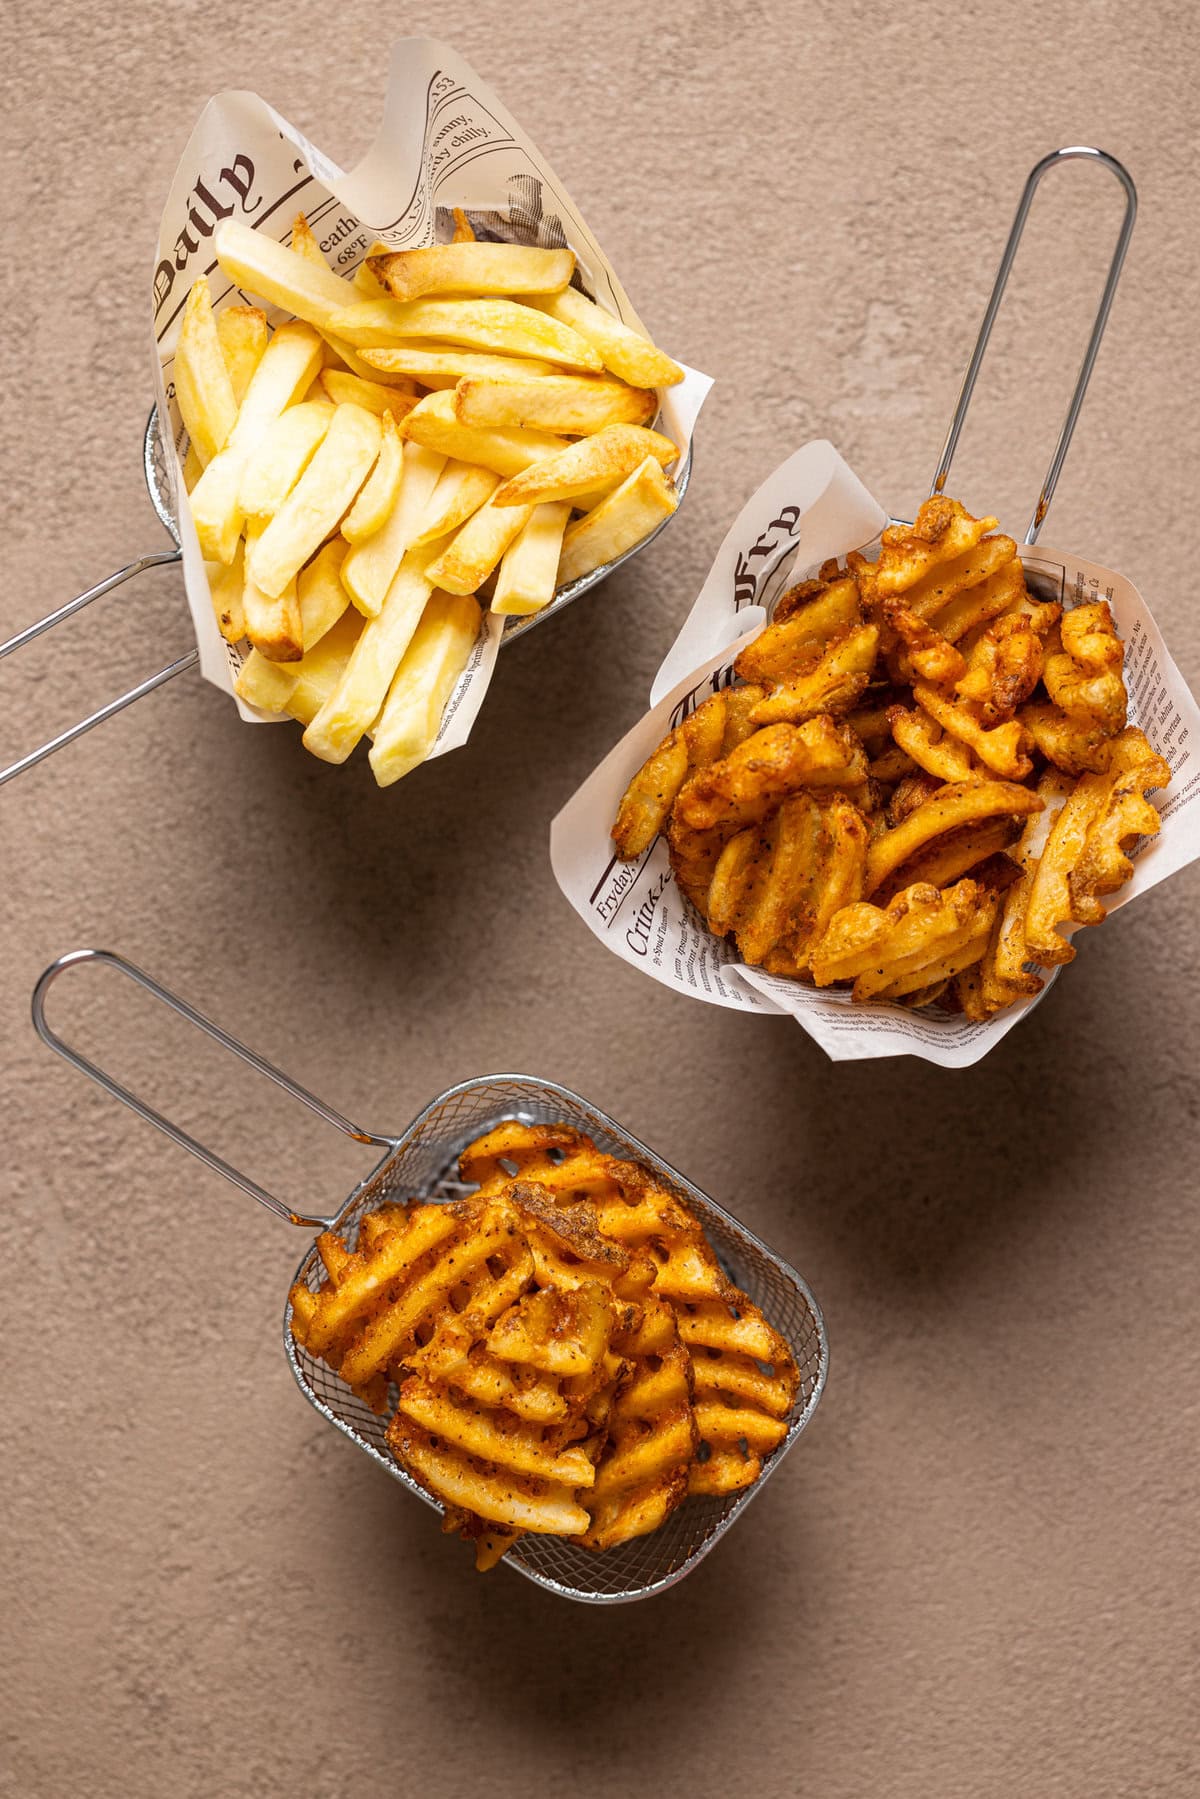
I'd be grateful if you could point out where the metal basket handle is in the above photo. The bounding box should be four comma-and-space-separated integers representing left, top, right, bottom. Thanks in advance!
930, 145, 1137, 544
32, 949, 395, 1230
0, 409, 196, 787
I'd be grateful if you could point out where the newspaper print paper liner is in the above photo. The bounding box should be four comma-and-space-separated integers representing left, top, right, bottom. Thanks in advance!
149, 36, 710, 766
550, 441, 1200, 1067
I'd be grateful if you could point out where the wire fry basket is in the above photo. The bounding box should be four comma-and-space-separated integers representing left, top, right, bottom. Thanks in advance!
0, 400, 692, 789
32, 948, 827, 1604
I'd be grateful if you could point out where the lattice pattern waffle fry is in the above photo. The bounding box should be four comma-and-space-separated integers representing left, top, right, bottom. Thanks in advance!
458, 1124, 803, 1505
611, 494, 1174, 1015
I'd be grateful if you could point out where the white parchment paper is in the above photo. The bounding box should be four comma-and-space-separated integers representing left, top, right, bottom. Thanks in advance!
150, 36, 710, 762
550, 442, 1200, 1067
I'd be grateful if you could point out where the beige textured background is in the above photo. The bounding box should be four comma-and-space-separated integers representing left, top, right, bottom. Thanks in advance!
3, 3, 1199, 1794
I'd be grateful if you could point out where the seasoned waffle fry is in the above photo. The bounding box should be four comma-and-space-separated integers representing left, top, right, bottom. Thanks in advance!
612, 686, 766, 860
746, 623, 880, 725
609, 486, 1163, 1018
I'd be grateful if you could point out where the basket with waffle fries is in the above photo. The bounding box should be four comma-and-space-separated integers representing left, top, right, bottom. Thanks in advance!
289, 1123, 801, 1569
551, 443, 1200, 1067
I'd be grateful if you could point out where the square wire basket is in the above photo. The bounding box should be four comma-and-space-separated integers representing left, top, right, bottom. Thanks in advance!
32, 953, 827, 1605
285, 1074, 828, 1603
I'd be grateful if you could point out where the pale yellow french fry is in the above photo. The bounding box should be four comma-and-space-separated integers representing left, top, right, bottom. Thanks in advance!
328, 297, 604, 371
319, 368, 418, 417
175, 278, 238, 465
426, 493, 535, 596
368, 243, 574, 303
361, 343, 558, 383
353, 248, 391, 299
342, 412, 405, 543
557, 456, 676, 585
454, 374, 655, 434
490, 423, 680, 508
297, 538, 350, 648
208, 541, 245, 642
238, 401, 334, 519
234, 647, 298, 712
288, 213, 326, 267
184, 445, 204, 492
451, 208, 475, 244
341, 442, 446, 617
530, 287, 684, 388
401, 390, 566, 478
214, 218, 356, 335
368, 591, 483, 786
323, 335, 418, 385
491, 502, 571, 615
409, 460, 500, 549
216, 305, 268, 403
248, 404, 382, 599
286, 609, 364, 725
188, 321, 324, 563
302, 548, 439, 762
242, 521, 303, 661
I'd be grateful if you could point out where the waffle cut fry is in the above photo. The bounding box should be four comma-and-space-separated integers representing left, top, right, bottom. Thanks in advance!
611, 491, 1168, 1019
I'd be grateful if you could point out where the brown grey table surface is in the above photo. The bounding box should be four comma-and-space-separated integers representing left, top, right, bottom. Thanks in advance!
3, 3, 1198, 1794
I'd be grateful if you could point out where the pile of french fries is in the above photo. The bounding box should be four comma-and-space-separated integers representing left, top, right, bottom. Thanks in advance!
613, 496, 1172, 1016
175, 210, 684, 785
290, 1123, 799, 1570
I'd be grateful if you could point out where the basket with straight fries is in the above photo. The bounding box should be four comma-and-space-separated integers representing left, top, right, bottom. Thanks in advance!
552, 150, 1200, 1068
33, 951, 826, 1602
0, 40, 708, 789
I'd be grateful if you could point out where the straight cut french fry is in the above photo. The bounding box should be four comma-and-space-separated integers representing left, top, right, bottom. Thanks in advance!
302, 548, 439, 761
207, 541, 245, 643
490, 423, 680, 507
491, 502, 572, 616
341, 411, 405, 542
426, 493, 535, 595
360, 343, 559, 383
454, 374, 656, 434
242, 521, 303, 661
368, 242, 574, 303
557, 457, 677, 586
297, 538, 351, 648
175, 278, 238, 465
369, 591, 483, 785
238, 401, 334, 519
234, 647, 298, 712
409, 460, 500, 549
341, 441, 446, 617
189, 320, 324, 563
248, 403, 382, 599
285, 608, 364, 726
328, 297, 604, 371
319, 368, 419, 416
530, 286, 685, 387
401, 390, 566, 478
215, 304, 268, 404
214, 218, 363, 337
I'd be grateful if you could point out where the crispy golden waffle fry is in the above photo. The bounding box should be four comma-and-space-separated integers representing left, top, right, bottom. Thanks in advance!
609, 488, 1168, 1020
810, 877, 1000, 1003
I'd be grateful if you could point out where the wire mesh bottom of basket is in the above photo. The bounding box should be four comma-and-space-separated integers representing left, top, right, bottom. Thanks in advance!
283, 1075, 827, 1602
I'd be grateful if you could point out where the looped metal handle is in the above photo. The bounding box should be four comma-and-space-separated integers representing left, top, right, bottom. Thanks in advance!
0, 408, 193, 787
930, 146, 1137, 544
32, 949, 395, 1230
